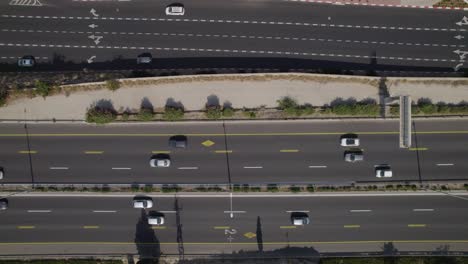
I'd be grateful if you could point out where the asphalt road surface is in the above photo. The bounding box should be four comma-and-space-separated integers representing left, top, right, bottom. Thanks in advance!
0, 0, 467, 74
0, 194, 467, 255
0, 119, 467, 184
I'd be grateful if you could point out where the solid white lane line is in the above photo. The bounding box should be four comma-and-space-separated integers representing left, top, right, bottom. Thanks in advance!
93, 210, 117, 213
111, 167, 131, 170
286, 210, 310, 213
224, 211, 246, 213
159, 211, 177, 213
436, 163, 454, 166
50, 167, 68, 170
350, 210, 372, 213
27, 210, 51, 213
308, 165, 327, 168
243, 166, 263, 169
413, 209, 435, 212
178, 167, 198, 170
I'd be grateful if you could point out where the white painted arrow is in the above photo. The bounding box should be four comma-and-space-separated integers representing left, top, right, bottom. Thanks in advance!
456, 16, 468, 26
454, 63, 464, 72
87, 55, 96, 64
454, 49, 468, 60
88, 35, 103, 44
90, 8, 99, 17
88, 24, 98, 29
455, 35, 465, 40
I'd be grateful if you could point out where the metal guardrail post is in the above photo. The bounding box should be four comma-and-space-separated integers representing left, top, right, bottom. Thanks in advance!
399, 95, 411, 148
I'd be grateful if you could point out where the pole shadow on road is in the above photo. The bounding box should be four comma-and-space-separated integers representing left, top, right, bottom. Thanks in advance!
135, 209, 160, 263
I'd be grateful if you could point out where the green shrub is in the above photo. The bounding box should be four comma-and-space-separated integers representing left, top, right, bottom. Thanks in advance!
106, 79, 120, 91
0, 91, 7, 107
289, 186, 301, 193
418, 103, 438, 114
86, 107, 116, 124
233, 184, 241, 192
222, 107, 235, 117
301, 105, 315, 115
121, 112, 130, 121
277, 96, 299, 109
464, 184, 468, 191
206, 105, 222, 119
162, 186, 181, 193
35, 80, 53, 97
243, 110, 257, 118
163, 106, 184, 121
267, 184, 279, 192
137, 108, 154, 121
390, 105, 399, 115
328, 103, 379, 116
306, 185, 315, 192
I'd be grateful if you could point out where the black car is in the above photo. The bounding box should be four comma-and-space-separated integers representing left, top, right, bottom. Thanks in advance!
169, 135, 187, 148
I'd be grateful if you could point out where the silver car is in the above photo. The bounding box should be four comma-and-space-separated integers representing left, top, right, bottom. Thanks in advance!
150, 154, 171, 168
344, 149, 364, 162
148, 216, 165, 225
375, 164, 393, 178
0, 167, 3, 180
291, 212, 310, 226
133, 197, 153, 209
165, 4, 185, 15
0, 199, 8, 210
137, 53, 152, 64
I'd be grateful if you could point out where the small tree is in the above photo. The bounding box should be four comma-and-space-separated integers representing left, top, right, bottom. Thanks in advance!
106, 79, 120, 91
137, 108, 154, 121
0, 90, 8, 107
206, 105, 222, 119
86, 107, 116, 124
163, 106, 184, 121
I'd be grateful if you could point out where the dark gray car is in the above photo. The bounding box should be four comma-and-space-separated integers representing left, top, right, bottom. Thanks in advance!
169, 135, 187, 148
0, 199, 8, 210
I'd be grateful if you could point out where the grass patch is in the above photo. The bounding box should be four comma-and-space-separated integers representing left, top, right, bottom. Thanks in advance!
222, 107, 235, 117
206, 105, 222, 119
35, 80, 53, 97
106, 79, 121, 91
325, 102, 379, 116
434, 0, 468, 7
277, 96, 315, 116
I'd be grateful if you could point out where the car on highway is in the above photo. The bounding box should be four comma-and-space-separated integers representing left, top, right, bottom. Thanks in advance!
137, 53, 152, 64
344, 149, 364, 162
133, 197, 153, 209
375, 164, 393, 178
169, 135, 187, 148
340, 134, 360, 147
165, 3, 185, 15
148, 212, 165, 225
0, 198, 8, 210
0, 167, 4, 180
17, 55, 35, 67
150, 154, 171, 168
291, 212, 310, 226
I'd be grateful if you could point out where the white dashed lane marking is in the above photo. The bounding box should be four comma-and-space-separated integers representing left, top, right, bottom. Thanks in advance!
413, 209, 435, 212
50, 167, 69, 170
178, 167, 198, 170
111, 167, 132, 170
243, 166, 263, 169
27, 210, 51, 213
436, 163, 454, 166
309, 165, 327, 168
0, 43, 461, 63
350, 210, 372, 213
1, 15, 464, 32
1, 29, 462, 48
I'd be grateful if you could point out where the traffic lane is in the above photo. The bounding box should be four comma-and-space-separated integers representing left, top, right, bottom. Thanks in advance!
412, 133, 468, 180
0, 137, 33, 183
5, 0, 465, 30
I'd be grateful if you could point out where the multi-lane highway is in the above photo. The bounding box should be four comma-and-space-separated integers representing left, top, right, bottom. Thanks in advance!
0, 193, 467, 255
0, 119, 467, 184
0, 0, 467, 74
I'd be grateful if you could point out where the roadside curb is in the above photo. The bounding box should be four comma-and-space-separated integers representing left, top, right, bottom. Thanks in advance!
287, 0, 468, 10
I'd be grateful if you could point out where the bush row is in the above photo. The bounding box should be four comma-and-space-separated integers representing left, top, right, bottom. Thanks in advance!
390, 103, 468, 115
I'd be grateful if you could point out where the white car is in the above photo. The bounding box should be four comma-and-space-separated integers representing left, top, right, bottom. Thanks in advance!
165, 4, 185, 15
150, 157, 171, 168
0, 168, 3, 180
375, 165, 393, 178
290, 213, 310, 226
340, 137, 360, 147
133, 198, 153, 209
17, 56, 35, 67
148, 216, 165, 225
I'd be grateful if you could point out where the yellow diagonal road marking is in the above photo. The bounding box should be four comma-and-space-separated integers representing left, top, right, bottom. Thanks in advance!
18, 150, 37, 154
84, 151, 104, 154
408, 224, 426, 228
280, 149, 299, 153
17, 226, 35, 229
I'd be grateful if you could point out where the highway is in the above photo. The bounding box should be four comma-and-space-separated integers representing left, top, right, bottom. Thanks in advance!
0, 119, 467, 184
0, 0, 467, 74
0, 193, 467, 255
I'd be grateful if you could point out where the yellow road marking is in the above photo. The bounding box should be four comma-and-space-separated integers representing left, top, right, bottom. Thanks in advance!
83, 226, 100, 229
409, 148, 428, 151
18, 150, 37, 154
0, 131, 466, 137
280, 149, 299, 153
244, 232, 256, 239
408, 224, 426, 228
151, 226, 167, 230
344, 225, 361, 228
202, 140, 215, 147
214, 150, 232, 153
279, 226, 297, 229
213, 226, 230, 229
17, 226, 35, 229
84, 151, 104, 154
0, 240, 467, 245
151, 151, 171, 154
